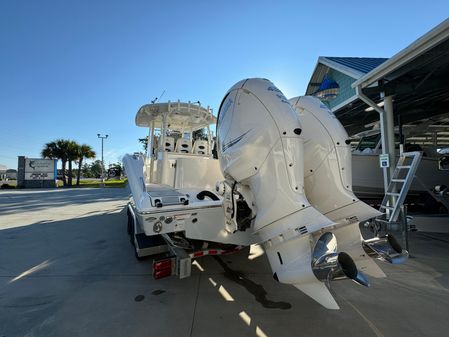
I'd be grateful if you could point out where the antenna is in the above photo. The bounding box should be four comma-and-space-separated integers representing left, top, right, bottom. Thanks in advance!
151, 89, 166, 104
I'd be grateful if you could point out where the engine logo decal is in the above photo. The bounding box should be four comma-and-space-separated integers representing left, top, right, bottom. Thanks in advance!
276, 93, 289, 104
153, 221, 163, 233
222, 130, 251, 152
267, 86, 282, 93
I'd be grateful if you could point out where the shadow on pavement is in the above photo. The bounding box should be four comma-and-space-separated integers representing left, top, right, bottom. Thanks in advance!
0, 187, 129, 216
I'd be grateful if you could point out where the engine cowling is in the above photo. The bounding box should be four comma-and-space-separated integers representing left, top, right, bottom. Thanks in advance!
216, 78, 407, 309
217, 78, 313, 235
216, 78, 371, 309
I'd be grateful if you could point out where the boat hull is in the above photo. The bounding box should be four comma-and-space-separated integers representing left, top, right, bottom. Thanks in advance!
352, 154, 449, 199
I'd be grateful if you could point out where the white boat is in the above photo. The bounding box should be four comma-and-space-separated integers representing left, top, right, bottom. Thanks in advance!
123, 101, 253, 246
352, 130, 449, 211
123, 79, 408, 310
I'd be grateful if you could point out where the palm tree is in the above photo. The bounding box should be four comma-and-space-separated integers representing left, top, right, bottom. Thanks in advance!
41, 139, 69, 186
56, 139, 71, 186
41, 141, 58, 159
75, 144, 96, 186
66, 141, 80, 186
42, 139, 83, 187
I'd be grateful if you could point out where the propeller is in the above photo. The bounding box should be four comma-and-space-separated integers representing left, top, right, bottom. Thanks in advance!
312, 232, 370, 287
363, 234, 409, 264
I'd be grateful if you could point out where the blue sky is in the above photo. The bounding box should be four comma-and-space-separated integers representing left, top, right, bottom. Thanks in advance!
1, 1, 448, 169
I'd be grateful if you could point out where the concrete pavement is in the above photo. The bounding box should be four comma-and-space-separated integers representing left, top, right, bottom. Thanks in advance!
1, 187, 448, 337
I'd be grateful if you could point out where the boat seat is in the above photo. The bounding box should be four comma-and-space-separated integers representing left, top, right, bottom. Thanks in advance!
164, 137, 175, 152
175, 139, 192, 153
192, 140, 209, 155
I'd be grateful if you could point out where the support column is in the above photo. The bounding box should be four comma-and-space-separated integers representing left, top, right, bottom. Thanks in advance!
148, 121, 155, 183
17, 156, 25, 188
146, 125, 152, 159
207, 125, 212, 156
379, 108, 390, 192
355, 85, 396, 195
384, 95, 395, 182
159, 112, 170, 185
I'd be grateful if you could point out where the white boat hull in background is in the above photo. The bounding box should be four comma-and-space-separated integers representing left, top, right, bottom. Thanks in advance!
352, 154, 449, 200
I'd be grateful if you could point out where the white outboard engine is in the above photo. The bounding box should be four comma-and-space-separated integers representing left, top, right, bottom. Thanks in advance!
216, 79, 375, 309
290, 96, 408, 265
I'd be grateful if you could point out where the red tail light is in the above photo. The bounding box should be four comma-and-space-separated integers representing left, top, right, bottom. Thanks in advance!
153, 257, 174, 279
154, 268, 172, 279
153, 259, 172, 271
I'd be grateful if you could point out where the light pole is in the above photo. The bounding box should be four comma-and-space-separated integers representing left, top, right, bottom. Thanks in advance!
97, 134, 108, 186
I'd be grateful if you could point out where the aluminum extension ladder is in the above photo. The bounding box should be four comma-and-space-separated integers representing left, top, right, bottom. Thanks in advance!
379, 151, 423, 223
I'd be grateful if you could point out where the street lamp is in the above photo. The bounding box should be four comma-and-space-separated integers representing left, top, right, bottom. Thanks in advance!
97, 133, 109, 186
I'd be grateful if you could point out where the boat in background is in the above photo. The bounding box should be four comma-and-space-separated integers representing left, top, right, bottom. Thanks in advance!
351, 124, 449, 213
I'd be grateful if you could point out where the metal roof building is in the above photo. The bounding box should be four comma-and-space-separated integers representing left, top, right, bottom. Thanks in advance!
305, 18, 449, 194
306, 19, 449, 137
306, 57, 388, 113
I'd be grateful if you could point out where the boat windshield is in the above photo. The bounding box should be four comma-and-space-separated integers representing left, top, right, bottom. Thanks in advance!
355, 134, 381, 152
